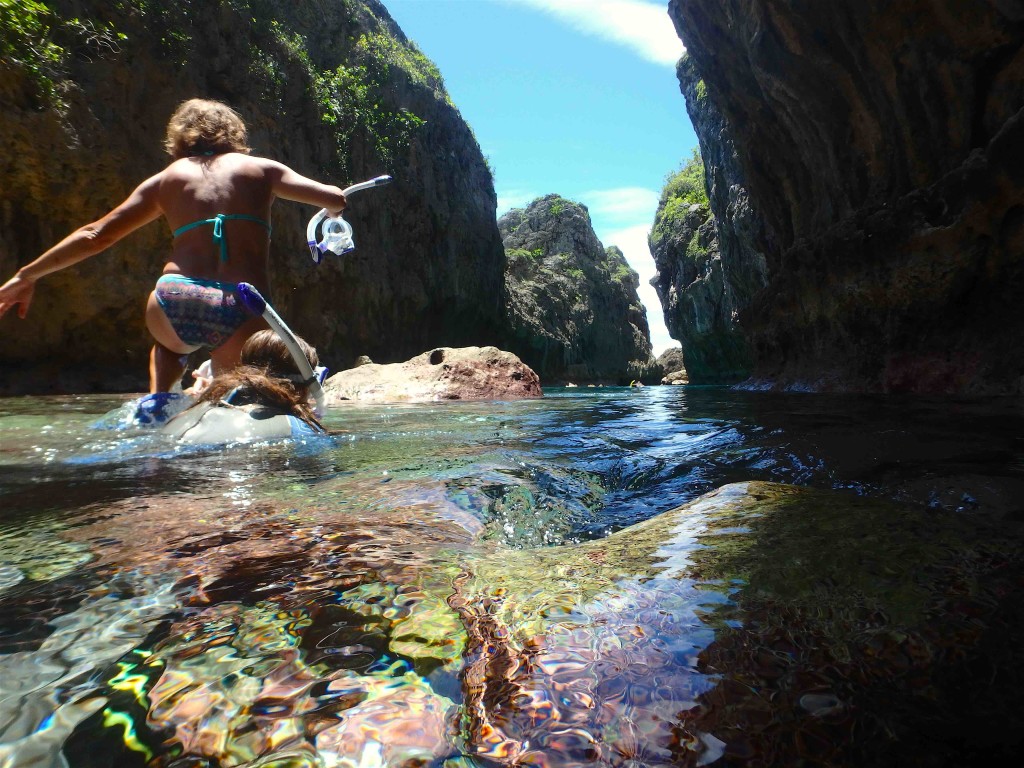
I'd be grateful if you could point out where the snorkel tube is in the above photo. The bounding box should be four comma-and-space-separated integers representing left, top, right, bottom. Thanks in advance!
307, 174, 392, 263
236, 283, 327, 417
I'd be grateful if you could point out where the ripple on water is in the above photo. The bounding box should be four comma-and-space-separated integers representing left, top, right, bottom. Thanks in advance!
2, 389, 1024, 765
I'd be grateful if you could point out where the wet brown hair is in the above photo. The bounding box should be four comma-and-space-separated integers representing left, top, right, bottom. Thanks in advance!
196, 330, 324, 431
164, 98, 252, 159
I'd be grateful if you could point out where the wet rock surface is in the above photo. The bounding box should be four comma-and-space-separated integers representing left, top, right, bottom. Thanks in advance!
456, 481, 1024, 766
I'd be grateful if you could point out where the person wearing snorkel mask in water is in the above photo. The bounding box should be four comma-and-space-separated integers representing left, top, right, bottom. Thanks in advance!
162, 329, 328, 442
0, 98, 347, 393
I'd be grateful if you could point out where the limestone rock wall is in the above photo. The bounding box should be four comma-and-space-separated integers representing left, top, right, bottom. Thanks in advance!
500, 195, 657, 384
649, 134, 766, 383
668, 0, 1024, 393
0, 0, 506, 392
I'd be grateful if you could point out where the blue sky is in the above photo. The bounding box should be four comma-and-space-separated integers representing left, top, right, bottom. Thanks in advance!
383, 0, 699, 356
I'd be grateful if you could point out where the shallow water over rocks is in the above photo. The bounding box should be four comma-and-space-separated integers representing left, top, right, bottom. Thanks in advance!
1, 387, 1023, 766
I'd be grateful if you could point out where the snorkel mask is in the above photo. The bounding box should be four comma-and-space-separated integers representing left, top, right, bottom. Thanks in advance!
307, 174, 392, 263
290, 365, 329, 389
307, 213, 354, 263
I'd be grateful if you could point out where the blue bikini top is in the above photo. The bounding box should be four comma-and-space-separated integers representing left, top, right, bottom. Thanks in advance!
172, 214, 271, 262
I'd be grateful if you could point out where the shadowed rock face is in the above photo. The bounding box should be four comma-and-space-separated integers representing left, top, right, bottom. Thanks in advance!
667, 0, 1024, 393
650, 68, 768, 384
500, 195, 658, 384
0, 0, 506, 393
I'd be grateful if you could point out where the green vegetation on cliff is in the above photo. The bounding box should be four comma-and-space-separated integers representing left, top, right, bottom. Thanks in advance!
0, 1, 63, 104
0, 0, 125, 110
651, 149, 710, 266
652, 148, 708, 233
607, 247, 637, 284
308, 33, 432, 172
2, 0, 443, 178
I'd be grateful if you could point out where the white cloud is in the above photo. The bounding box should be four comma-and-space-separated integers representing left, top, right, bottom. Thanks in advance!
503, 0, 685, 67
580, 186, 660, 227
496, 188, 540, 216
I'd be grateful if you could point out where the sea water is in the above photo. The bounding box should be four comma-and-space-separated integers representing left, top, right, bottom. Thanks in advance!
1, 387, 1023, 766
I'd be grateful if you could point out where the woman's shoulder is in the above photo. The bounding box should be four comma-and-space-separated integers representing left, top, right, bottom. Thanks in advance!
164, 153, 273, 171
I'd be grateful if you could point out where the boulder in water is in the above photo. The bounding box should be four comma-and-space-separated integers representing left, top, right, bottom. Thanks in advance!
322, 346, 542, 404
657, 346, 689, 384
662, 369, 689, 385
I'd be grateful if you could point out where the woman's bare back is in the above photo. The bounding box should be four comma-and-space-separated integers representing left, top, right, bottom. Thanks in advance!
158, 153, 276, 289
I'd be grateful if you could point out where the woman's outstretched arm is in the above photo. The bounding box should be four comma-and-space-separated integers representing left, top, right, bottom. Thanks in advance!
0, 174, 163, 319
263, 159, 347, 215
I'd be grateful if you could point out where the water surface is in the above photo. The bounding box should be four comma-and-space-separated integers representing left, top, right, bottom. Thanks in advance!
1, 387, 1022, 766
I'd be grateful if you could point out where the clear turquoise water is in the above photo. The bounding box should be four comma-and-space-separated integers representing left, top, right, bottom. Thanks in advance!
1, 387, 1023, 766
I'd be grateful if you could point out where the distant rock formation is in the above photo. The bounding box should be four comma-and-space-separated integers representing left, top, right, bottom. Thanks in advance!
667, 0, 1024, 393
0, 0, 506, 393
657, 347, 685, 375
500, 195, 658, 384
322, 346, 541, 404
656, 347, 688, 384
649, 143, 766, 384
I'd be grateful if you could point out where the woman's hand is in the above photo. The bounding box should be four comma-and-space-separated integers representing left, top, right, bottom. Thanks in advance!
184, 359, 214, 396
0, 274, 36, 319
0, 174, 162, 323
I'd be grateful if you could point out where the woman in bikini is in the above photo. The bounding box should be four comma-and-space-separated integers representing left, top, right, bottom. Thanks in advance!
0, 98, 346, 392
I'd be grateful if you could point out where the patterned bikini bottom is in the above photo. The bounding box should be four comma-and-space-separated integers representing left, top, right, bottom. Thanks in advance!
153, 273, 254, 350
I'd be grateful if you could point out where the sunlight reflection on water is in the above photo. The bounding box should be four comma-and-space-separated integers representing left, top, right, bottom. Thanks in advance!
1, 388, 1023, 765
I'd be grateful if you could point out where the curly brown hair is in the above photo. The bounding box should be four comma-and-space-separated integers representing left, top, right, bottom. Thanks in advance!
195, 330, 324, 431
164, 98, 252, 159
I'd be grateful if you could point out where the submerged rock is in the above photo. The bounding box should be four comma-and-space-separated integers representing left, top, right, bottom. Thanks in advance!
315, 684, 454, 767
46, 471, 483, 767
454, 481, 1024, 766
12, 443, 1024, 766
322, 346, 541, 404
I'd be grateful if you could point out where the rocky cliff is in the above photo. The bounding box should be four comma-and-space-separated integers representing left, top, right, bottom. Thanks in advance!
500, 195, 657, 384
667, 0, 1024, 393
0, 0, 506, 392
649, 146, 766, 383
